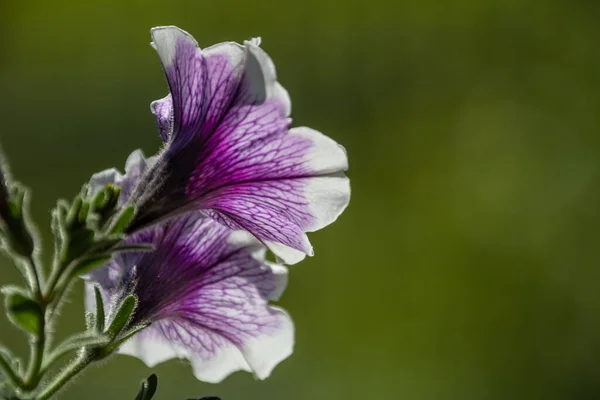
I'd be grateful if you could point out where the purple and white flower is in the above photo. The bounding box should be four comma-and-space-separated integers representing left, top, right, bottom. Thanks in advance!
85, 213, 292, 383
87, 153, 292, 382
125, 26, 350, 264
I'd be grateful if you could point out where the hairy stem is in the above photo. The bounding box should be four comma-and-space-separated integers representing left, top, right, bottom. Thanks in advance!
36, 350, 94, 400
22, 318, 45, 390
0, 350, 23, 388
24, 255, 42, 300
21, 254, 46, 391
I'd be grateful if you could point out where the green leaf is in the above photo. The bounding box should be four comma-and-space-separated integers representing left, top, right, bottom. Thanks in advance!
78, 201, 90, 223
103, 322, 150, 355
0, 382, 18, 400
0, 348, 22, 389
92, 189, 107, 211
42, 332, 110, 374
94, 286, 105, 333
0, 184, 36, 258
135, 374, 158, 400
66, 196, 83, 228
106, 294, 137, 339
108, 205, 135, 235
3, 287, 43, 335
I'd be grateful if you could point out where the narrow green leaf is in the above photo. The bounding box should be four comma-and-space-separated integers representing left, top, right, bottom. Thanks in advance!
108, 205, 135, 235
135, 374, 158, 400
78, 201, 90, 223
51, 200, 69, 238
105, 184, 120, 205
3, 287, 43, 335
106, 294, 137, 339
92, 189, 107, 211
66, 196, 83, 228
104, 322, 150, 354
0, 348, 22, 389
42, 333, 110, 374
8, 185, 25, 219
94, 286, 105, 333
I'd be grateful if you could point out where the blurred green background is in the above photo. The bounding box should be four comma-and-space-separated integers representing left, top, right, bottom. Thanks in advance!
2, 0, 600, 399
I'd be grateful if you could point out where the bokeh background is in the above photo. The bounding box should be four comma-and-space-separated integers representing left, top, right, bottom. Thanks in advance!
2, 0, 600, 399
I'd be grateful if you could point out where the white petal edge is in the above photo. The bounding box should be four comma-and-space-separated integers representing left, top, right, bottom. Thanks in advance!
124, 149, 149, 174
229, 220, 312, 265
238, 307, 294, 380
304, 173, 351, 232
150, 26, 197, 68
291, 126, 349, 174
245, 40, 292, 117
118, 309, 293, 383
265, 262, 289, 301
88, 168, 123, 195
266, 240, 309, 265
118, 328, 187, 368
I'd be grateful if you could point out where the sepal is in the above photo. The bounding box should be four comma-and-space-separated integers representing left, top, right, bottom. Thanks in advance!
106, 294, 137, 340
134, 374, 158, 400
93, 285, 105, 333
0, 178, 36, 259
50, 187, 144, 281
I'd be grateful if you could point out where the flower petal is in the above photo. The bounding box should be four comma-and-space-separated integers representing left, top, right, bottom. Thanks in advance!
86, 214, 293, 382
88, 168, 123, 196
132, 27, 349, 263
150, 26, 291, 147
196, 127, 350, 264
150, 94, 173, 141
88, 149, 154, 204
119, 305, 293, 382
121, 150, 153, 201
151, 26, 208, 146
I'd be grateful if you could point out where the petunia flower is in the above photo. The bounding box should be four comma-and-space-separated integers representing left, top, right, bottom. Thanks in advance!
124, 26, 350, 264
85, 212, 293, 382
87, 152, 292, 382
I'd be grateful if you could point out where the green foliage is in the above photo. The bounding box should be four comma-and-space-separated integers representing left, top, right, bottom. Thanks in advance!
93, 286, 105, 333
2, 287, 43, 336
134, 374, 158, 400
108, 206, 135, 236
105, 295, 137, 340
0, 181, 35, 260
0, 157, 149, 398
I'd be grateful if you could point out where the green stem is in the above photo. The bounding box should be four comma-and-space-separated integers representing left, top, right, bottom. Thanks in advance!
43, 261, 66, 301
25, 254, 42, 301
36, 350, 94, 400
46, 258, 80, 320
23, 318, 45, 389
0, 350, 23, 389
21, 254, 46, 391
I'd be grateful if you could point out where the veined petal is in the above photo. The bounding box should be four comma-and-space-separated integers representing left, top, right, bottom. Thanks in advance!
151, 26, 208, 146
85, 214, 293, 382
194, 127, 350, 264
129, 26, 350, 264
119, 305, 293, 382
150, 94, 173, 141
149, 26, 290, 147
